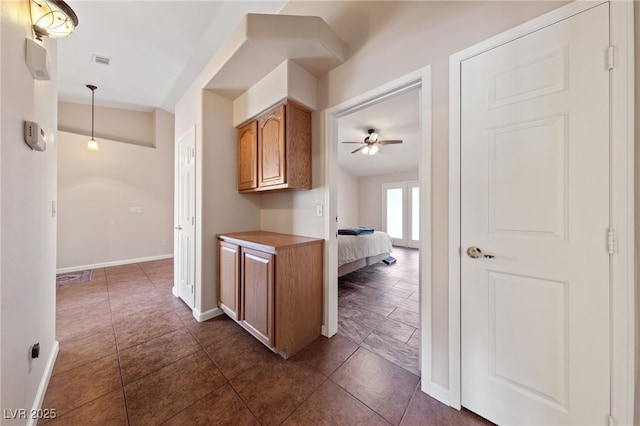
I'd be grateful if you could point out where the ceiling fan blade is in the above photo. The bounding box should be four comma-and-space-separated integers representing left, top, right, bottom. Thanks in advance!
351, 145, 367, 154
377, 140, 403, 145
342, 141, 364, 144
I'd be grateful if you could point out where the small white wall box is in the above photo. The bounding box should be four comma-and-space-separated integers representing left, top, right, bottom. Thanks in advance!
24, 121, 46, 151
25, 38, 51, 81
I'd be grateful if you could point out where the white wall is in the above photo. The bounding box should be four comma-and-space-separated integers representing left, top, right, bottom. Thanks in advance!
336, 165, 358, 228
56, 108, 174, 271
0, 0, 59, 419
357, 170, 419, 231
200, 90, 261, 316
280, 0, 567, 394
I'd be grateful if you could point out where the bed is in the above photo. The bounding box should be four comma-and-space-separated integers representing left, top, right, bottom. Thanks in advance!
337, 230, 393, 277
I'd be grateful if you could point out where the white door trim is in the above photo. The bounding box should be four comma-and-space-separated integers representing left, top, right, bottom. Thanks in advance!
323, 66, 435, 394
448, 1, 635, 423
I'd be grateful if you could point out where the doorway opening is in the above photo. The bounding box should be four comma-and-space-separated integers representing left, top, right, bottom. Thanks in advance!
324, 66, 433, 388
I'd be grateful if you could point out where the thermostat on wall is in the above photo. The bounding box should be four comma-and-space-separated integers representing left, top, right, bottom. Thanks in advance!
24, 121, 46, 151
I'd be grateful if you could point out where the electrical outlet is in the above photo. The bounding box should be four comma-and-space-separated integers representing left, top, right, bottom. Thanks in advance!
316, 204, 323, 217
161, 239, 167, 246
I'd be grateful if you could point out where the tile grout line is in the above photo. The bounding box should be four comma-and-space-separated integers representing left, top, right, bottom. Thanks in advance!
105, 264, 146, 426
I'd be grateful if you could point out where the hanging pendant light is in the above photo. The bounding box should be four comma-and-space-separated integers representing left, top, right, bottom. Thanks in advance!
86, 84, 99, 151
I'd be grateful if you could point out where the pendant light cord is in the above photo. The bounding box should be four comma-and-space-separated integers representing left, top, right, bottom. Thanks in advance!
91, 89, 94, 139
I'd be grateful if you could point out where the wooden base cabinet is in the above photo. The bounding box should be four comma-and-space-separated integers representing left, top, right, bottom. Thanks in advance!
217, 231, 323, 358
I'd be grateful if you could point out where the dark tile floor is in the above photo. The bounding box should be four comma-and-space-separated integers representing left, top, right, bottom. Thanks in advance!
338, 247, 420, 375
42, 257, 491, 425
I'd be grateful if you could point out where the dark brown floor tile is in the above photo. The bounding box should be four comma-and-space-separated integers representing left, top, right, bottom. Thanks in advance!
113, 309, 184, 350
400, 387, 494, 426
407, 329, 420, 349
394, 280, 419, 291
164, 383, 259, 426
388, 307, 419, 329
187, 314, 244, 347
45, 389, 127, 426
205, 329, 277, 380
408, 292, 419, 302
378, 292, 419, 314
283, 380, 390, 426
57, 280, 109, 310
340, 293, 398, 317
124, 350, 226, 425
43, 354, 121, 417
289, 334, 358, 376
119, 328, 200, 384
331, 348, 419, 425
109, 291, 173, 320
340, 303, 415, 343
361, 331, 420, 376
382, 286, 414, 299
230, 357, 326, 425
53, 329, 116, 375
56, 301, 113, 342
338, 316, 373, 344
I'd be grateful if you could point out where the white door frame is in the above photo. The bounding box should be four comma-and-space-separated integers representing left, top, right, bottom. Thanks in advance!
448, 1, 635, 423
323, 65, 435, 393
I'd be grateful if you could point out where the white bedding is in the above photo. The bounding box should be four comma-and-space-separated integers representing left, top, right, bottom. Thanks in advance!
337, 231, 393, 268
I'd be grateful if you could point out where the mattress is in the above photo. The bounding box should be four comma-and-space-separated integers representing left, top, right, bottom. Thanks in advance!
337, 230, 393, 268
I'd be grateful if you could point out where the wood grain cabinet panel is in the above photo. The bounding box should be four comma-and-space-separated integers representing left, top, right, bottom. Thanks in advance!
216, 231, 323, 358
237, 121, 258, 191
240, 248, 274, 347
237, 100, 311, 193
218, 241, 240, 321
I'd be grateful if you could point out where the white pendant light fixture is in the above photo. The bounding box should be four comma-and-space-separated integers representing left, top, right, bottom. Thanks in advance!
30, 0, 78, 41
86, 84, 99, 151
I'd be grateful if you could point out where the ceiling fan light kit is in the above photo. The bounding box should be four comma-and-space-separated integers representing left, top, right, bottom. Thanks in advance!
342, 128, 402, 156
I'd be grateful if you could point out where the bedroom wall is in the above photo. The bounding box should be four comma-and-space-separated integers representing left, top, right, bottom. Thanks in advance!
1, 0, 59, 419
279, 0, 567, 397
336, 165, 358, 228
358, 170, 419, 231
56, 107, 174, 271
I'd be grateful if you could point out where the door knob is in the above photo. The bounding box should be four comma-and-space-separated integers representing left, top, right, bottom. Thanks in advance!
174, 225, 182, 230
466, 246, 494, 259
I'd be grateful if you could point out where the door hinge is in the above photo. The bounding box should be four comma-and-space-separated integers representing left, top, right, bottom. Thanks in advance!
192, 216, 195, 226
607, 46, 615, 70
607, 228, 616, 255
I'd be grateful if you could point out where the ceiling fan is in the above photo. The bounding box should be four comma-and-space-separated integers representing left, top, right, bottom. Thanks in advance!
342, 128, 402, 155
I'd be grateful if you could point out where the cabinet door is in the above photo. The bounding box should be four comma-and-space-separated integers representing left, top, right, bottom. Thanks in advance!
258, 104, 286, 187
218, 240, 240, 321
240, 247, 274, 348
237, 120, 258, 191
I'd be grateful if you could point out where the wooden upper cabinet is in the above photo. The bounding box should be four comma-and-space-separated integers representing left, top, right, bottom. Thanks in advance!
237, 120, 258, 191
259, 105, 286, 188
237, 100, 311, 193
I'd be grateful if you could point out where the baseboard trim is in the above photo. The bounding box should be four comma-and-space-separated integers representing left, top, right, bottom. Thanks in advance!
193, 307, 223, 322
56, 254, 173, 274
421, 381, 450, 407
27, 340, 59, 426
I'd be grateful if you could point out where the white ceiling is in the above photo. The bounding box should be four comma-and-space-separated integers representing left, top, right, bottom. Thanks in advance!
57, 0, 287, 112
58, 1, 419, 178
337, 88, 420, 177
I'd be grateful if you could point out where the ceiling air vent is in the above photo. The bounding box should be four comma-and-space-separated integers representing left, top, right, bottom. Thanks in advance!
92, 54, 110, 66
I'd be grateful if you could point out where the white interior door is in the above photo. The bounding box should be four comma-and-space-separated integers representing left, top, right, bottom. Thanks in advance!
383, 181, 419, 248
460, 4, 610, 425
175, 129, 196, 308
